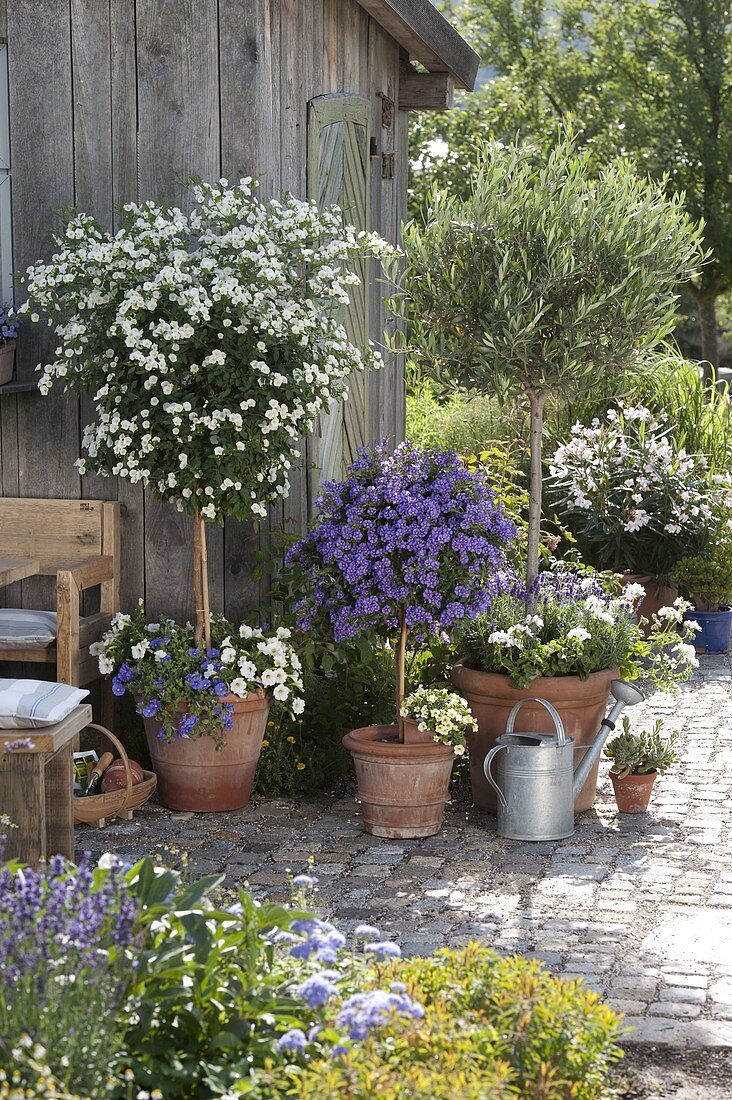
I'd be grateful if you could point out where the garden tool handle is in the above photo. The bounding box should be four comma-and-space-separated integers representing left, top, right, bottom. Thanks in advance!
483, 744, 508, 810
505, 698, 566, 745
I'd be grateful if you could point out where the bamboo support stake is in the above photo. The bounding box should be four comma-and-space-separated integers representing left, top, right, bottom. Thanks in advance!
396, 610, 408, 742
193, 509, 204, 647
200, 513, 212, 651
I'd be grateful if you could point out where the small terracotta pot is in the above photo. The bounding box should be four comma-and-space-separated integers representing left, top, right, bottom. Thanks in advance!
0, 340, 16, 386
622, 574, 677, 632
401, 715, 437, 745
343, 724, 455, 839
452, 663, 618, 813
610, 769, 656, 814
143, 692, 270, 812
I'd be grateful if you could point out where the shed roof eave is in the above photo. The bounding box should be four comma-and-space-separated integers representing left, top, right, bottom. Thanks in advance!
355, 0, 480, 91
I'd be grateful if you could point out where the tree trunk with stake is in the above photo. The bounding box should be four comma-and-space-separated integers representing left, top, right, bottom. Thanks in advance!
192, 507, 212, 651
526, 390, 547, 588
395, 610, 408, 743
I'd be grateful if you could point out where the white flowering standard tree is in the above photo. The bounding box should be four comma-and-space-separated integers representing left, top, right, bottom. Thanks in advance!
21, 177, 393, 649
20, 178, 393, 811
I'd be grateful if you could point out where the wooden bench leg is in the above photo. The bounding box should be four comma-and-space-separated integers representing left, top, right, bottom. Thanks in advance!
0, 751, 46, 863
45, 743, 74, 861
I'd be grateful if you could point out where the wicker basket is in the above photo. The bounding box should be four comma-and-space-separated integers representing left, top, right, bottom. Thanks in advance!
73, 723, 157, 828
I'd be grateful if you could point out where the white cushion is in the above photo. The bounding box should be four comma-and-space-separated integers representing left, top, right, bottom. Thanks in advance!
0, 679, 90, 729
0, 609, 57, 650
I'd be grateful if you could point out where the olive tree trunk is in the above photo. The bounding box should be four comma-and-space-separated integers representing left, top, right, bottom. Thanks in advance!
526, 390, 547, 588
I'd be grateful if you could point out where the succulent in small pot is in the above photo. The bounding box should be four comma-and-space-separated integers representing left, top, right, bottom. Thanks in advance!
288, 441, 515, 838
604, 717, 679, 814
400, 686, 476, 753
0, 303, 19, 386
672, 541, 732, 652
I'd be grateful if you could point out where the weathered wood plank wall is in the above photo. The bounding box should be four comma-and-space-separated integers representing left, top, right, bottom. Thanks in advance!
0, 0, 406, 624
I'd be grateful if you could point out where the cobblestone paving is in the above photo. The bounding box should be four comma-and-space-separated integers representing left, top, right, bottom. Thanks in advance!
76, 654, 732, 1049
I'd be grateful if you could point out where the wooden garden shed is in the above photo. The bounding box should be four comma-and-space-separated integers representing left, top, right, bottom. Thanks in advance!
0, 0, 477, 624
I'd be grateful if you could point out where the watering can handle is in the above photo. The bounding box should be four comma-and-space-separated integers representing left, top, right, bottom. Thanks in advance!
505, 697, 566, 745
483, 744, 508, 809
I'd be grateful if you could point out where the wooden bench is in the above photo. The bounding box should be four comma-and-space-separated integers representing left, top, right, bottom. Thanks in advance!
0, 498, 120, 694
0, 704, 92, 862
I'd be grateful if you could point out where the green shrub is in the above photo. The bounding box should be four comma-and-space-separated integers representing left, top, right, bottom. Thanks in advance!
282, 945, 624, 1100
406, 380, 524, 454
672, 541, 732, 611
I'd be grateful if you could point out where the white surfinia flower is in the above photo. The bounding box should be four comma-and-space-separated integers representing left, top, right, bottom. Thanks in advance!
229, 677, 249, 698
131, 639, 150, 659
622, 583, 647, 602
567, 626, 591, 643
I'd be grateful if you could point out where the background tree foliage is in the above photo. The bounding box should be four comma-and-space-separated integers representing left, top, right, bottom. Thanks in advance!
413, 0, 732, 377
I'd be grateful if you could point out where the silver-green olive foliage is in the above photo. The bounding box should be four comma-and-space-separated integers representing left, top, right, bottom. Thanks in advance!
403, 133, 705, 582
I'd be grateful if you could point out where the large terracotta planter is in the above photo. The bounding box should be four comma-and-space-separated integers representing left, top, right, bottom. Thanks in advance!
143, 692, 270, 812
451, 663, 618, 813
343, 724, 455, 839
610, 770, 656, 814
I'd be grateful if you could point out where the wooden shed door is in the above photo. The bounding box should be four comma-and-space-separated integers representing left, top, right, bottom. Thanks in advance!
307, 94, 370, 512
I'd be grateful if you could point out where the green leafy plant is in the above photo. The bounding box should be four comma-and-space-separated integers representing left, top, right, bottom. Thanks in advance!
604, 717, 680, 778
279, 944, 624, 1100
401, 130, 705, 585
459, 569, 699, 690
672, 542, 732, 611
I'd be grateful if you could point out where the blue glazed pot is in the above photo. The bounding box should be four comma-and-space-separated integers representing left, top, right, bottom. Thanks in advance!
685, 608, 732, 653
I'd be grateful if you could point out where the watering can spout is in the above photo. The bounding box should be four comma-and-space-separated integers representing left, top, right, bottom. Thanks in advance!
571, 679, 645, 803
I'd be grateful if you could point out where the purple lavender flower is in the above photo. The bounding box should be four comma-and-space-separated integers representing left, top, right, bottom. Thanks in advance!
287, 442, 516, 643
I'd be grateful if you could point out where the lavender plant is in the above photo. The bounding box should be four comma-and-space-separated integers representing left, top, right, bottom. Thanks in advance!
0, 854, 138, 1096
287, 442, 515, 737
0, 303, 19, 343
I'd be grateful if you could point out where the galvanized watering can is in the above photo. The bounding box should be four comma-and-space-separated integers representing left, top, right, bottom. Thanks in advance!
483, 680, 644, 841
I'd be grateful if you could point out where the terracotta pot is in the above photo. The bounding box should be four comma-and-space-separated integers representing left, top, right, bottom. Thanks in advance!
622, 574, 677, 630
451, 663, 618, 813
610, 769, 656, 813
0, 340, 15, 386
343, 724, 455, 839
143, 692, 270, 812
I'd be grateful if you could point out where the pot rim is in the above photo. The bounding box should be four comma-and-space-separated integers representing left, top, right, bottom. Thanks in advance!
609, 768, 657, 780
685, 606, 732, 617
343, 724, 454, 760
452, 661, 620, 691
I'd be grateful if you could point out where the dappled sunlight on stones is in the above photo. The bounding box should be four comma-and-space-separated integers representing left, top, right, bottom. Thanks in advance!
77, 652, 732, 1048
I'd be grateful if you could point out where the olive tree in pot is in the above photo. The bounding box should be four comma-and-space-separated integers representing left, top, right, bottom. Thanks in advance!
21, 177, 390, 810
401, 132, 705, 811
287, 442, 516, 837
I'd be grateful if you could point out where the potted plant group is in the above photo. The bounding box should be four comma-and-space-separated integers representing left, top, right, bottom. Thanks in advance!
548, 403, 714, 620
604, 717, 679, 813
0, 303, 19, 386
401, 132, 704, 811
454, 570, 698, 810
287, 441, 516, 837
672, 540, 732, 653
22, 177, 391, 810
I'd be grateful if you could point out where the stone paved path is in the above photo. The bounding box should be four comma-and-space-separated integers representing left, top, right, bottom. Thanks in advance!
76, 654, 732, 1049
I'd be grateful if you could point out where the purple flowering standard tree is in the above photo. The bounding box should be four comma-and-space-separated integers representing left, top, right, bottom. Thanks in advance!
288, 441, 515, 737
287, 442, 515, 837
